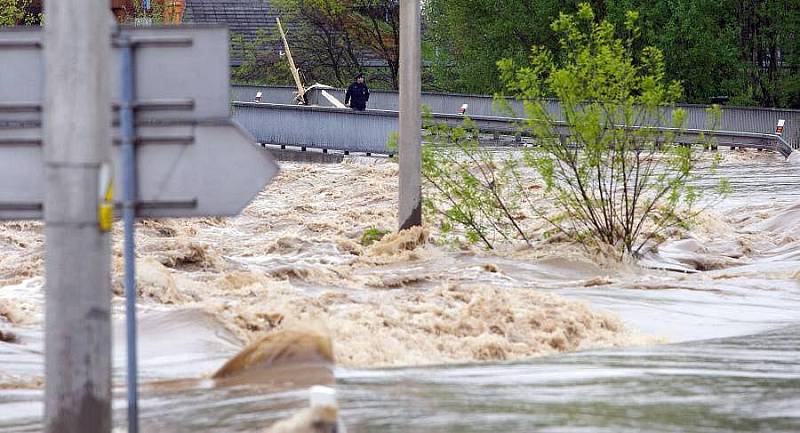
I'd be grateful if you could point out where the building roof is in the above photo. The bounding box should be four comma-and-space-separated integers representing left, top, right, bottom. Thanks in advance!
183, 0, 283, 66
184, 0, 279, 43
182, 0, 387, 70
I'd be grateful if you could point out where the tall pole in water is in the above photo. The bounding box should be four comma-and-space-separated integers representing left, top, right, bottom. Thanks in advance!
398, 0, 422, 230
43, 1, 113, 433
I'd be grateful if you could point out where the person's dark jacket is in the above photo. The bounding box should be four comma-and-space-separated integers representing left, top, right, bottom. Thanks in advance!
345, 82, 370, 111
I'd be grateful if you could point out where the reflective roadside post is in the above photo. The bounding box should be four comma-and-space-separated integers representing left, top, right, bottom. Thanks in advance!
398, 0, 422, 230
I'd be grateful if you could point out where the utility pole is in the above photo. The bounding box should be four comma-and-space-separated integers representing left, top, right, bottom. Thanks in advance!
43, 1, 113, 433
398, 0, 422, 230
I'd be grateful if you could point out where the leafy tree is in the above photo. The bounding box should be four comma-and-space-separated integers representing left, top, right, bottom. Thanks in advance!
500, 4, 724, 255
231, 29, 293, 85
130, 1, 169, 24
421, 114, 530, 249
733, 0, 800, 107
422, 0, 605, 93
423, 3, 726, 256
273, 0, 400, 89
0, 0, 40, 26
605, 0, 800, 107
424, 0, 800, 107
605, 0, 746, 105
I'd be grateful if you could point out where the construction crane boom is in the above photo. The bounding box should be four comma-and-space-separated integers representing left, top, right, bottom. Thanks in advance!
276, 17, 307, 104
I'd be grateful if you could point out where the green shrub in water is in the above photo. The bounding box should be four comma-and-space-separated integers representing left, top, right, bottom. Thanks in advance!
422, 3, 727, 256
361, 227, 391, 246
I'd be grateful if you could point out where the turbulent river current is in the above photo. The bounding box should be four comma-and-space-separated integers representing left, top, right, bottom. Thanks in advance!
1, 150, 799, 432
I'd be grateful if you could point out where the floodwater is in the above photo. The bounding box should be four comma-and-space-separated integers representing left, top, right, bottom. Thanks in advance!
1, 150, 799, 432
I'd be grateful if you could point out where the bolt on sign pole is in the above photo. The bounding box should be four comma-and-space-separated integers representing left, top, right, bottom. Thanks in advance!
43, 1, 113, 433
398, 0, 422, 231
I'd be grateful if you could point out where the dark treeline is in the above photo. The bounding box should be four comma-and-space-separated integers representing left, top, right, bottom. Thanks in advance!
3, 0, 797, 107
250, 0, 800, 108
425, 0, 800, 108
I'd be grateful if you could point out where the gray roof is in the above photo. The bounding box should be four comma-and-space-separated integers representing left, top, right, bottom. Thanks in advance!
183, 0, 282, 65
182, 0, 387, 70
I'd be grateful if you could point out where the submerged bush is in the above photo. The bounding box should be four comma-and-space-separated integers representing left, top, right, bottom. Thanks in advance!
422, 3, 727, 256
361, 227, 391, 246
421, 111, 531, 250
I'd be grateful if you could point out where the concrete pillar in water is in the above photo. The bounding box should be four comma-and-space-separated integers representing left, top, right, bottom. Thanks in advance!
398, 0, 422, 230
43, 1, 113, 432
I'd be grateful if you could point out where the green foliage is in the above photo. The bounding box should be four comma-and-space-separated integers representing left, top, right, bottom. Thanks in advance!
387, 131, 399, 152
605, 0, 746, 105
421, 112, 530, 249
424, 0, 800, 108
499, 3, 721, 255
231, 30, 293, 85
423, 0, 586, 93
130, 1, 170, 24
423, 3, 727, 256
361, 227, 391, 246
272, 0, 400, 89
0, 0, 24, 25
0, 0, 39, 26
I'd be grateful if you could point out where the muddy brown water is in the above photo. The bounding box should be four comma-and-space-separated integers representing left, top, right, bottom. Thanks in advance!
1, 151, 799, 432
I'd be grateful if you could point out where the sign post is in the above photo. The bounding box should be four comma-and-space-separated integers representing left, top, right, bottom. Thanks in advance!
0, 24, 279, 432
0, 26, 277, 220
398, 0, 422, 230
117, 33, 140, 433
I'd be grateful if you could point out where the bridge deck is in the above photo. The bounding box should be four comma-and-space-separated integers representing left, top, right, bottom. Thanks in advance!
231, 101, 793, 158
232, 84, 800, 152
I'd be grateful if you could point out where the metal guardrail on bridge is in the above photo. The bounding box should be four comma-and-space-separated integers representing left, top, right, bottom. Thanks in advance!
231, 101, 793, 157
231, 84, 800, 150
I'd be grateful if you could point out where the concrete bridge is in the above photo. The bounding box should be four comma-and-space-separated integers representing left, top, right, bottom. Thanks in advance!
231, 85, 797, 157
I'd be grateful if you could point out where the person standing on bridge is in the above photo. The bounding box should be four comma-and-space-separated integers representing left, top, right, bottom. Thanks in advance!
345, 73, 370, 111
